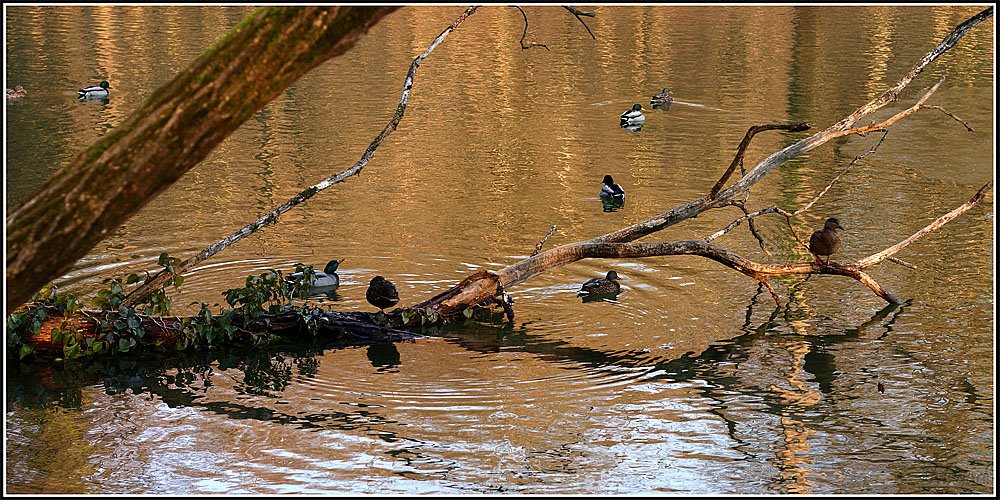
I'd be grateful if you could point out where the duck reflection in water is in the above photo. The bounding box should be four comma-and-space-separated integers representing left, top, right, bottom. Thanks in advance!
601, 196, 625, 212
367, 342, 401, 371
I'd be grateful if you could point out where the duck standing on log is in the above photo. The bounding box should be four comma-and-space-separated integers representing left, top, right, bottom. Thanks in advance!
367, 276, 400, 314
809, 217, 845, 265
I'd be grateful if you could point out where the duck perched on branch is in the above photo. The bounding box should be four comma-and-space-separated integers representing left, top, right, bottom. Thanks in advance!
366, 275, 399, 313
809, 218, 845, 265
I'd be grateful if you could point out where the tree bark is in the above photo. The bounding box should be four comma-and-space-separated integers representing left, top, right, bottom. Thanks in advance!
5, 6, 398, 311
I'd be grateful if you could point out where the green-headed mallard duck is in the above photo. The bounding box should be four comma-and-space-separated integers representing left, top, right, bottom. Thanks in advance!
6, 85, 27, 98
288, 259, 344, 292
809, 217, 844, 265
579, 270, 623, 296
366, 275, 399, 313
620, 103, 646, 126
78, 80, 110, 99
600, 174, 626, 200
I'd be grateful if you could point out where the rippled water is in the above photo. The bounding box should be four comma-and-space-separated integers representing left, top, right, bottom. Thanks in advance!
4, 5, 994, 494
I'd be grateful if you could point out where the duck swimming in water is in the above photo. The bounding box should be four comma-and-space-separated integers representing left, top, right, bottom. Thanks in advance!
600, 174, 626, 200
288, 259, 344, 293
6, 85, 27, 98
809, 217, 845, 265
78, 80, 110, 99
578, 270, 623, 297
366, 275, 400, 313
650, 87, 673, 108
620, 103, 646, 126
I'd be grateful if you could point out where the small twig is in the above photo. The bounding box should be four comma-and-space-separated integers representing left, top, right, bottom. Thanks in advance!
845, 77, 946, 136
531, 225, 558, 257
515, 6, 549, 50
709, 122, 811, 199
713, 202, 772, 256
784, 213, 811, 252
794, 129, 890, 217
888, 257, 917, 270
920, 104, 974, 131
759, 278, 781, 306
563, 5, 596, 40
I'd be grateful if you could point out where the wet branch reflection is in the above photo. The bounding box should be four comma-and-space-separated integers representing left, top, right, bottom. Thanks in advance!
2, 288, 933, 494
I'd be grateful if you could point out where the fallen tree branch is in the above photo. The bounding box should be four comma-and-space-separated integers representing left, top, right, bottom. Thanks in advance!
122, 6, 480, 307
36, 181, 988, 359
856, 180, 993, 268
22, 305, 422, 360
921, 104, 974, 131
709, 122, 811, 199
398, 7, 992, 316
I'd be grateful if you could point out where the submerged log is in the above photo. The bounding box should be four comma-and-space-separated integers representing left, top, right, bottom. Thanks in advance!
21, 304, 422, 361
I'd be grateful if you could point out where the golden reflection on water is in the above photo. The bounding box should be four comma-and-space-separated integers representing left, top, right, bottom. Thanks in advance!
4, 4, 994, 495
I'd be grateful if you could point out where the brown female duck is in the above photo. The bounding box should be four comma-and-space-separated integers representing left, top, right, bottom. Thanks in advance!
578, 270, 623, 296
366, 275, 400, 313
809, 217, 845, 265
650, 87, 673, 108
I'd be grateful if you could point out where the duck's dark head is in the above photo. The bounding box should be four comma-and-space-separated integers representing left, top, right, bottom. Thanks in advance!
824, 218, 845, 231
370, 275, 386, 285
324, 259, 343, 274
602, 174, 616, 186
99, 80, 110, 89
632, 103, 642, 111
606, 270, 622, 281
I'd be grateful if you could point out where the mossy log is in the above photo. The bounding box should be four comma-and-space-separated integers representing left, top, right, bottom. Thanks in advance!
20, 303, 422, 361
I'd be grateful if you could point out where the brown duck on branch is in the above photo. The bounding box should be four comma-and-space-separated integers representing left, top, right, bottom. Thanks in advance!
809, 217, 845, 265
366, 276, 399, 313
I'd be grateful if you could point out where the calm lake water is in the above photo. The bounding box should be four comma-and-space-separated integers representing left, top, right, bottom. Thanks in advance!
4, 5, 994, 495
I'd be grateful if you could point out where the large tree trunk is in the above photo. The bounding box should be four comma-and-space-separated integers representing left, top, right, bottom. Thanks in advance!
5, 6, 397, 311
